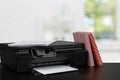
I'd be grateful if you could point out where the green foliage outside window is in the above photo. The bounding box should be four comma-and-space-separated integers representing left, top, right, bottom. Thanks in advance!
85, 0, 116, 39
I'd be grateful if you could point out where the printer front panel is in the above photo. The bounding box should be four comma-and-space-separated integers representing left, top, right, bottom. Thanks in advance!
15, 46, 88, 72
30, 47, 69, 68
0, 41, 88, 73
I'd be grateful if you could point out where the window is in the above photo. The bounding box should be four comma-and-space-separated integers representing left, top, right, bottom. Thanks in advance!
84, 0, 116, 39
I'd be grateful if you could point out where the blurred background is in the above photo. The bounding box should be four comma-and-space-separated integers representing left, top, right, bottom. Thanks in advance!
0, 0, 120, 62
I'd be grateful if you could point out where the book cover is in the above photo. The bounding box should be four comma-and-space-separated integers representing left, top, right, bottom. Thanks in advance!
88, 32, 103, 66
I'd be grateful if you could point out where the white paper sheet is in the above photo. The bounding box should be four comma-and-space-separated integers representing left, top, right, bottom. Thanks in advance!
33, 65, 78, 75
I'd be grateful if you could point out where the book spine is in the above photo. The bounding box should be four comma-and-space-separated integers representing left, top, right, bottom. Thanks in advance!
88, 32, 103, 66
73, 32, 95, 66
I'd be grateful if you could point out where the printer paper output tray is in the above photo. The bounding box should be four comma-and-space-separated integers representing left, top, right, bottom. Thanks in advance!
0, 41, 88, 73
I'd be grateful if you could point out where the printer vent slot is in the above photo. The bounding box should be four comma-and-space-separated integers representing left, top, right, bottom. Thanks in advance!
55, 48, 83, 51
16, 49, 31, 56
32, 60, 68, 67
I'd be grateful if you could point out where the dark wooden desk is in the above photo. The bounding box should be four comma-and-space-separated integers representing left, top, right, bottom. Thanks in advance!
0, 63, 120, 80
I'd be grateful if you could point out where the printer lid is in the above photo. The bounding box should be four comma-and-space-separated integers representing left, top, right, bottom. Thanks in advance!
8, 41, 55, 47
6, 41, 85, 50
50, 41, 78, 46
49, 41, 85, 50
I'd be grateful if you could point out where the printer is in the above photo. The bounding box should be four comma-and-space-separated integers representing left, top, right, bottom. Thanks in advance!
0, 41, 88, 73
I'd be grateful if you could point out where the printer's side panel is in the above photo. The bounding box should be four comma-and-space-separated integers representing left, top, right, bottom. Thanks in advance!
68, 50, 88, 68
0, 47, 33, 73
1, 48, 17, 71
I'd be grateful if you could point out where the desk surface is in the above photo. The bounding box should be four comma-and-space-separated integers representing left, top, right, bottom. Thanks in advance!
0, 63, 120, 80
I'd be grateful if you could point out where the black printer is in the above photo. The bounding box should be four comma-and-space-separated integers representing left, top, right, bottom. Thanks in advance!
0, 41, 88, 73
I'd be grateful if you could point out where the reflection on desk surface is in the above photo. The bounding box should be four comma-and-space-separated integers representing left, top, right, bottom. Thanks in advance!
0, 63, 120, 80
79, 66, 104, 80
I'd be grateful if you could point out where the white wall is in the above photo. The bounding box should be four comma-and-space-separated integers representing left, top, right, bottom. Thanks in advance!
0, 0, 44, 42
0, 0, 85, 42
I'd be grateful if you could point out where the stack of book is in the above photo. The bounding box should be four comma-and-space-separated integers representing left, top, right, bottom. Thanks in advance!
73, 32, 103, 66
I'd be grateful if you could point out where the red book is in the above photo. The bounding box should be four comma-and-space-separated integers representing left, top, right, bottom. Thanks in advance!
73, 32, 95, 66
88, 32, 103, 66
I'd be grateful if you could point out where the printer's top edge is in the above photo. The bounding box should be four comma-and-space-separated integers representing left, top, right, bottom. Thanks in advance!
0, 41, 84, 49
